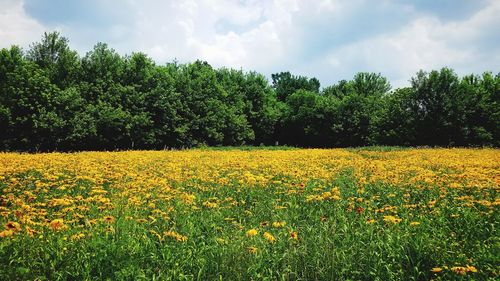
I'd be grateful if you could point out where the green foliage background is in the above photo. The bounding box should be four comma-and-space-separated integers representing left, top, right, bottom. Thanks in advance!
0, 32, 498, 151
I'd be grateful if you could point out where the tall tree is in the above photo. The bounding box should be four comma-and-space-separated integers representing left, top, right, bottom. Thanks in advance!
26, 32, 80, 89
410, 68, 461, 145
271, 71, 320, 101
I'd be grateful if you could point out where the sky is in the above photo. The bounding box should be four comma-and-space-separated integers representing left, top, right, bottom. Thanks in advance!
0, 0, 499, 88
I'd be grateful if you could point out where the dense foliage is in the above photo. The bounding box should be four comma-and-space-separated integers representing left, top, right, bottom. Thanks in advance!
1, 32, 498, 151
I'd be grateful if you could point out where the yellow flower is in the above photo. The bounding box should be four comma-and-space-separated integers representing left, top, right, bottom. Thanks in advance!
70, 233, 85, 241
248, 246, 258, 254
102, 216, 115, 223
0, 230, 14, 238
466, 265, 477, 273
202, 201, 218, 209
366, 219, 376, 224
383, 215, 402, 224
290, 231, 298, 240
164, 230, 188, 242
430, 267, 443, 273
305, 195, 323, 202
49, 219, 66, 231
246, 228, 258, 237
149, 230, 163, 241
451, 266, 467, 275
263, 232, 276, 243
5, 221, 21, 232
410, 221, 420, 226
272, 221, 286, 228
25, 226, 37, 237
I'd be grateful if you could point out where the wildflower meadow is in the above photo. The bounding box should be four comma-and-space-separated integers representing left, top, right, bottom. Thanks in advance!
0, 148, 498, 280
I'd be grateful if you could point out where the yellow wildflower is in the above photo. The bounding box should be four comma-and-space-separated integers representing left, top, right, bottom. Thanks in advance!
248, 246, 258, 254
0, 230, 14, 238
102, 216, 115, 223
70, 233, 85, 241
164, 230, 188, 242
49, 219, 66, 231
5, 221, 21, 232
246, 229, 258, 237
149, 230, 163, 241
430, 267, 443, 273
263, 232, 276, 243
466, 265, 477, 273
451, 266, 467, 275
272, 221, 286, 228
383, 215, 402, 224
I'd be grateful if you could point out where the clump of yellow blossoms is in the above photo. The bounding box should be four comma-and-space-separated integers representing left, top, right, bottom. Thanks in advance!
451, 265, 478, 275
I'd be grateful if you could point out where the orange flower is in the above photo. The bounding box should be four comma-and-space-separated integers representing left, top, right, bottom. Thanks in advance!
49, 219, 66, 231
25, 226, 37, 237
103, 216, 115, 223
451, 266, 467, 275
5, 221, 21, 232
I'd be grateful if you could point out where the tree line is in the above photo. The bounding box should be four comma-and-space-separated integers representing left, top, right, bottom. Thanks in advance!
0, 32, 498, 151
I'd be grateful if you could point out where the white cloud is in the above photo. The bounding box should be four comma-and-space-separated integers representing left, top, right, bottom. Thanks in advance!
0, 0, 46, 49
1, 0, 498, 88
322, 0, 500, 87
124, 0, 297, 71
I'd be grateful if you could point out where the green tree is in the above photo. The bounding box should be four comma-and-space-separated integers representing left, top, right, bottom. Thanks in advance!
281, 89, 326, 146
271, 71, 320, 101
410, 68, 462, 145
324, 72, 389, 146
375, 87, 418, 145
0, 46, 25, 149
459, 72, 500, 146
0, 52, 60, 150
26, 31, 80, 89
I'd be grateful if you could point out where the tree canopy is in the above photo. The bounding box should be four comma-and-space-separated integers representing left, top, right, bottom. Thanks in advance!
0, 32, 498, 151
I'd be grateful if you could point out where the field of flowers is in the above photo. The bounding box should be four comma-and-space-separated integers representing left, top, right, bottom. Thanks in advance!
0, 148, 498, 280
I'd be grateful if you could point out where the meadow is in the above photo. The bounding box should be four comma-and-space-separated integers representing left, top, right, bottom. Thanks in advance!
0, 148, 498, 280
